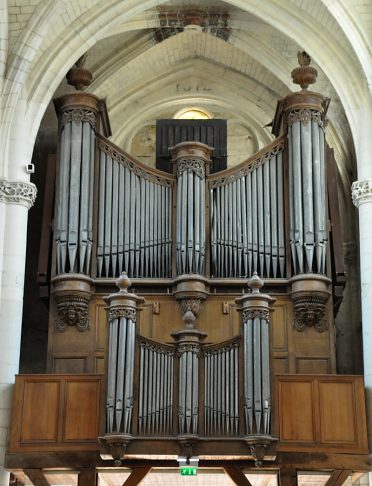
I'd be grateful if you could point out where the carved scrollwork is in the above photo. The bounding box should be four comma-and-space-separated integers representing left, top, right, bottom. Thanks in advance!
0, 180, 37, 209
61, 108, 96, 128
178, 343, 201, 356
209, 140, 284, 188
177, 159, 205, 178
109, 308, 137, 322
351, 179, 372, 207
56, 297, 90, 332
98, 140, 173, 187
287, 109, 323, 127
292, 292, 329, 332
242, 308, 270, 322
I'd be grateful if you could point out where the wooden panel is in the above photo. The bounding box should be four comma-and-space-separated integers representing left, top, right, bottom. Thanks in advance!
95, 304, 107, 351
95, 356, 105, 374
296, 358, 330, 374
54, 357, 86, 374
319, 382, 357, 444
9, 375, 103, 453
271, 304, 288, 351
64, 380, 101, 441
273, 357, 288, 374
278, 380, 314, 442
276, 375, 368, 453
21, 381, 59, 443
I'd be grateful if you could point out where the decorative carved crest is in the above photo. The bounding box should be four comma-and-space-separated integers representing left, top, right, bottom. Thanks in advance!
292, 292, 329, 332
242, 308, 270, 322
55, 296, 90, 332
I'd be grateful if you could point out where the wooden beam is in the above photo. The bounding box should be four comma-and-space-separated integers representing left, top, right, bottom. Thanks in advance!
24, 469, 51, 486
279, 468, 298, 486
7, 452, 372, 473
123, 466, 152, 486
78, 467, 97, 486
224, 466, 253, 486
325, 470, 352, 486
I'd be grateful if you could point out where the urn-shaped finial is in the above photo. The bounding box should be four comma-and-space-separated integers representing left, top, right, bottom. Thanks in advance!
291, 51, 318, 90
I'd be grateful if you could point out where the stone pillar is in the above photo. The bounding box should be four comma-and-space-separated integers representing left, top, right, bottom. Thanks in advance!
352, 179, 372, 448
170, 141, 213, 276
0, 180, 37, 486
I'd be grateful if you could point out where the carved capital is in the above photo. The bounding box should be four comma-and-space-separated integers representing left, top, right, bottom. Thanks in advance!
243, 308, 270, 322
178, 343, 201, 356
0, 180, 37, 209
61, 108, 96, 128
287, 109, 322, 127
290, 275, 331, 333
351, 179, 372, 207
109, 307, 136, 322
177, 159, 205, 178
51, 274, 94, 332
178, 435, 199, 460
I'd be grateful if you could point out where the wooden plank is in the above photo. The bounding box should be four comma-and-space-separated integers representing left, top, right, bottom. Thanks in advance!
324, 470, 352, 486
123, 466, 151, 486
279, 468, 298, 486
224, 466, 253, 486
78, 467, 97, 486
24, 469, 51, 486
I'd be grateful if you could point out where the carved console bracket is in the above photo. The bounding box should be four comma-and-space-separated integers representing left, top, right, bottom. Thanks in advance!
178, 435, 199, 461
98, 433, 132, 467
290, 274, 331, 332
173, 274, 209, 329
244, 436, 278, 467
51, 274, 94, 332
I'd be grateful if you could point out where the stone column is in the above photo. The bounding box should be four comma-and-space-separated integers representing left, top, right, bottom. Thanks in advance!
352, 179, 372, 448
0, 180, 37, 486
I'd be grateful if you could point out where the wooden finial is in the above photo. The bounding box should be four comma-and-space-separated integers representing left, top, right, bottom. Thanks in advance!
66, 53, 93, 91
116, 272, 131, 293
291, 51, 317, 90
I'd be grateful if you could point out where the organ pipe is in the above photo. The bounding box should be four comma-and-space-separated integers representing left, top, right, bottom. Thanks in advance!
170, 141, 213, 276
54, 93, 100, 275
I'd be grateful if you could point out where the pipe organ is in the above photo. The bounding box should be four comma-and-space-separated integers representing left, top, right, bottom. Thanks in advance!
43, 53, 346, 468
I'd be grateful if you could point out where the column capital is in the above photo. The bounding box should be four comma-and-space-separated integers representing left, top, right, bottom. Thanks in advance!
0, 179, 37, 209
351, 179, 372, 207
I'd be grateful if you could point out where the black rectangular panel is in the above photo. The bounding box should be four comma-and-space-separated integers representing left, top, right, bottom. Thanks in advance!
156, 119, 227, 174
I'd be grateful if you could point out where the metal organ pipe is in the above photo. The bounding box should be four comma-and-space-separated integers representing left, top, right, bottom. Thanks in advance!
286, 107, 328, 274
104, 273, 144, 435
170, 142, 213, 276
236, 274, 275, 436
209, 139, 286, 278
54, 94, 99, 275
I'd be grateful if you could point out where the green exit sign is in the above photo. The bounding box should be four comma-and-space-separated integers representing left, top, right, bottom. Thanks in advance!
180, 467, 198, 476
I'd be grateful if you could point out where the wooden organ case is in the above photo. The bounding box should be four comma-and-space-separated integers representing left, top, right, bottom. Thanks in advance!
6, 53, 371, 484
